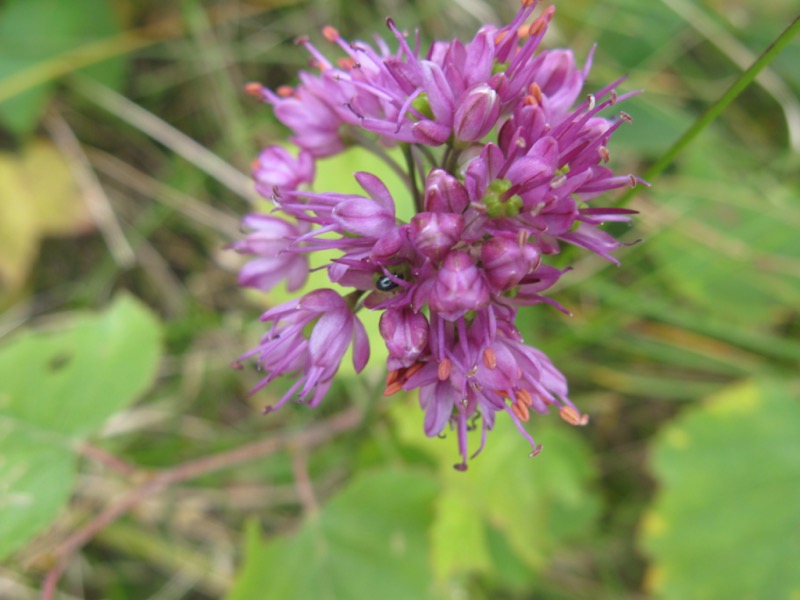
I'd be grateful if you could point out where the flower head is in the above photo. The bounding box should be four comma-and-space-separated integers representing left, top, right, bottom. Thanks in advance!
238, 289, 369, 410
236, 0, 641, 469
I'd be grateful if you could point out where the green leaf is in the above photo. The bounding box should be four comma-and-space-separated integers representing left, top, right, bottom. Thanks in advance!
0, 428, 76, 562
640, 378, 800, 599
0, 294, 162, 559
226, 469, 440, 600
391, 398, 601, 586
0, 0, 125, 137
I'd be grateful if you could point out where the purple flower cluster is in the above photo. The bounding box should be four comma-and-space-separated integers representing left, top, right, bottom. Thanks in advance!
234, 1, 639, 470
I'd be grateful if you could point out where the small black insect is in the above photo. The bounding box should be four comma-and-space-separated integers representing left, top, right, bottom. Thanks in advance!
376, 272, 405, 291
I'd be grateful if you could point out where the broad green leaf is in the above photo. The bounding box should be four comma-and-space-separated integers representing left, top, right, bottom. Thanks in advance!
641, 379, 800, 600
0, 294, 162, 559
226, 469, 440, 600
391, 397, 601, 586
0, 0, 125, 137
0, 428, 76, 562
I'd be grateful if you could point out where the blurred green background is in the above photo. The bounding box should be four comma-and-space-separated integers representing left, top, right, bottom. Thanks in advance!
1, 0, 798, 598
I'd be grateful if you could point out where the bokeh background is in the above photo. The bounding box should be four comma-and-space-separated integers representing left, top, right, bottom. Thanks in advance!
1, 0, 798, 598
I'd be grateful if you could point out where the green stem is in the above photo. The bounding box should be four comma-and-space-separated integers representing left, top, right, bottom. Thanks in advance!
403, 144, 423, 212
616, 15, 800, 206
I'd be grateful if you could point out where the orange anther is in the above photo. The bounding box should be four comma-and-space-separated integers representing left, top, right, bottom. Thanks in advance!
559, 405, 589, 426
322, 25, 339, 42
244, 82, 263, 96
516, 388, 533, 407
404, 361, 425, 381
511, 399, 530, 422
383, 380, 405, 396
529, 6, 555, 37
437, 358, 452, 381
483, 348, 497, 369
385, 369, 402, 387
277, 85, 294, 97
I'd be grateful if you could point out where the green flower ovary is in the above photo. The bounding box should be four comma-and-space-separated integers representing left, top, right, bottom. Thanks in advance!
483, 178, 523, 218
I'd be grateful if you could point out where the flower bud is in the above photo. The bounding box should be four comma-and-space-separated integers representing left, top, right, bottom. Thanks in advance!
409, 212, 464, 262
412, 120, 451, 146
332, 198, 395, 237
424, 169, 469, 213
379, 308, 429, 369
231, 214, 309, 292
480, 236, 540, 290
532, 49, 584, 115
454, 83, 500, 142
371, 226, 408, 260
252, 146, 315, 199
429, 251, 489, 320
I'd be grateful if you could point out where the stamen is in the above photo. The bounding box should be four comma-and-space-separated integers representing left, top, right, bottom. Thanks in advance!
528, 444, 543, 457
438, 358, 452, 381
527, 82, 543, 105
244, 82, 264, 97
516, 388, 533, 407
598, 146, 610, 162
494, 30, 509, 45
620, 111, 633, 123
404, 361, 425, 381
337, 57, 357, 69
277, 85, 294, 97
559, 405, 589, 426
483, 347, 497, 369
528, 6, 555, 37
383, 380, 405, 396
511, 399, 530, 422
385, 369, 403, 387
322, 25, 339, 42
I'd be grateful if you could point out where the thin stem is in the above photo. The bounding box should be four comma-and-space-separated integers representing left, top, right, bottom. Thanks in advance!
415, 143, 439, 170
616, 14, 800, 207
41, 407, 362, 600
44, 108, 137, 268
403, 144, 423, 213
347, 129, 413, 193
68, 75, 255, 203
77, 443, 138, 476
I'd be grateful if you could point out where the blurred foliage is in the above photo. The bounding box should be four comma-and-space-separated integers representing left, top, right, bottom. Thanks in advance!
0, 0, 798, 599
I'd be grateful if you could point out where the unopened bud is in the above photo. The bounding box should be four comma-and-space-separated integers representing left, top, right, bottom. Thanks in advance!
454, 83, 501, 143
409, 212, 465, 262
424, 169, 469, 213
